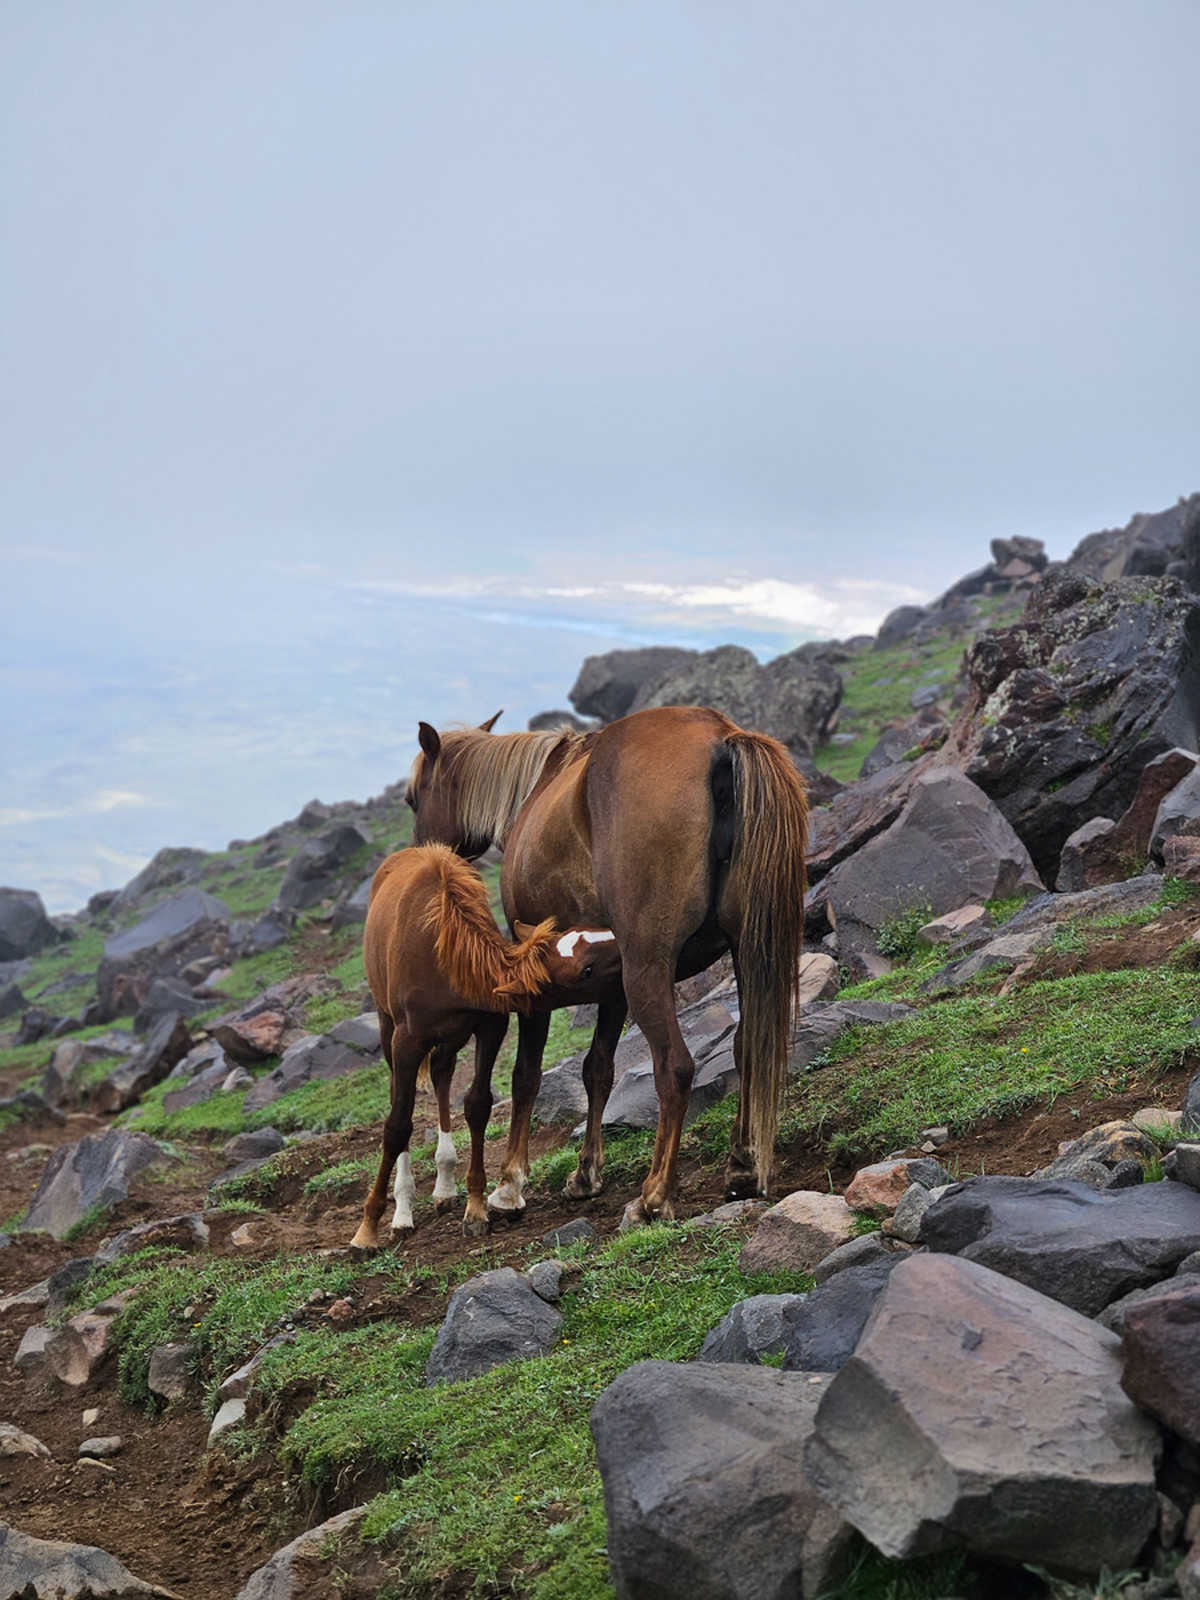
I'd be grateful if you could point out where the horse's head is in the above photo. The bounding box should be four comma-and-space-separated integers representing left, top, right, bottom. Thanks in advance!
536, 926, 622, 993
407, 712, 502, 857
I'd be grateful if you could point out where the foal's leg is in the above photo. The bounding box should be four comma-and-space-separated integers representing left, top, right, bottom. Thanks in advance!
565, 991, 627, 1199
351, 1023, 423, 1248
462, 1012, 508, 1237
619, 958, 695, 1228
429, 1043, 460, 1213
488, 1010, 548, 1222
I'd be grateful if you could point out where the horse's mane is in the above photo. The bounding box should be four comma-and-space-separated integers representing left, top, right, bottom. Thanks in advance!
420, 727, 587, 850
421, 843, 558, 1013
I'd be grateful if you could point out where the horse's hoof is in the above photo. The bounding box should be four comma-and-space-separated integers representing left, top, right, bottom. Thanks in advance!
349, 1235, 380, 1254
486, 1202, 526, 1229
389, 1222, 415, 1242
564, 1169, 601, 1200
462, 1213, 489, 1238
433, 1195, 458, 1216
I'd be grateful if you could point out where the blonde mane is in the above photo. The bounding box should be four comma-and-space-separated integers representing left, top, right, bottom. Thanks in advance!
416, 727, 587, 850
421, 843, 559, 1013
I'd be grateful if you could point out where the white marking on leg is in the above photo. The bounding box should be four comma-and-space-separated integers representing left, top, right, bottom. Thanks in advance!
433, 1129, 458, 1202
391, 1153, 416, 1232
488, 1167, 527, 1213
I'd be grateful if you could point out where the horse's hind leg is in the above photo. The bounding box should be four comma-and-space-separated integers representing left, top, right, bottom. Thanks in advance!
351, 1022, 423, 1248
489, 1011, 548, 1222
463, 1012, 507, 1236
429, 1044, 459, 1213
620, 959, 695, 1228
565, 992, 627, 1199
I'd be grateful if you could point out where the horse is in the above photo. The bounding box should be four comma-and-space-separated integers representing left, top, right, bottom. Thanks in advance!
350, 843, 622, 1248
406, 704, 808, 1228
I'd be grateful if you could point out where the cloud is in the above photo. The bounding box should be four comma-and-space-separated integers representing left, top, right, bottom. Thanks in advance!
0, 789, 151, 829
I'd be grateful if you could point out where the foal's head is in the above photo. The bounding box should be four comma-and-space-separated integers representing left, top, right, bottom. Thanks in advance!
495, 924, 622, 1003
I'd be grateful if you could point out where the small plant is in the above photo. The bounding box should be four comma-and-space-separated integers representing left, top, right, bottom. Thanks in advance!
875, 904, 933, 961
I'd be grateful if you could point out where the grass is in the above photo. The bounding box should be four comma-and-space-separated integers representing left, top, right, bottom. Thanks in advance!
875, 903, 933, 961
782, 964, 1200, 1156
248, 1224, 814, 1599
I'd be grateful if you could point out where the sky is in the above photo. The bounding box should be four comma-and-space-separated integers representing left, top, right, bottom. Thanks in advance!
2, 2, 1198, 910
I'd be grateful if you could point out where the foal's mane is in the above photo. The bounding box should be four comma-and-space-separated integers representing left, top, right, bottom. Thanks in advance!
427, 727, 587, 850
422, 843, 559, 1013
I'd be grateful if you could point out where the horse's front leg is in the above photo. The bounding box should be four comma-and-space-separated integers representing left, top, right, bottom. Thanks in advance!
620, 959, 694, 1228
565, 991, 627, 1199
488, 1010, 549, 1224
351, 1022, 422, 1248
462, 1012, 508, 1236
428, 1043, 460, 1213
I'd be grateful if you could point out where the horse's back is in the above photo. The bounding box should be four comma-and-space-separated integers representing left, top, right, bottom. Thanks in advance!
363, 848, 451, 1018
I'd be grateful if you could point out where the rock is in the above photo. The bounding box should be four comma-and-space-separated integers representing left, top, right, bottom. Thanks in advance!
859, 710, 949, 782
16, 1006, 55, 1046
991, 535, 1048, 571
811, 1232, 893, 1283
326, 1012, 380, 1053
1152, 765, 1200, 863
528, 709, 596, 732
943, 570, 1200, 879
223, 1127, 285, 1164
920, 1175, 1200, 1315
875, 604, 930, 647
632, 646, 843, 758
0, 1277, 51, 1314
844, 1157, 948, 1216
687, 1200, 768, 1231
780, 1259, 900, 1371
232, 1507, 367, 1600
231, 909, 293, 956
787, 1000, 916, 1075
45, 1305, 122, 1387
917, 904, 990, 945
807, 757, 932, 887
525, 1260, 568, 1303
95, 1212, 209, 1264
160, 1053, 233, 1113
820, 769, 1043, 970
78, 1435, 123, 1458
1034, 1120, 1158, 1184
97, 888, 231, 1020
1120, 1278, 1200, 1444
13, 1326, 53, 1374
591, 1362, 855, 1600
1098, 1274, 1200, 1336
539, 1217, 597, 1249
147, 1343, 197, 1402
0, 1522, 181, 1598
331, 874, 375, 930
0, 887, 56, 961
696, 1293, 807, 1365
275, 822, 371, 912
208, 1397, 247, 1445
1059, 751, 1200, 890
46, 1258, 97, 1317
1168, 1143, 1200, 1191
91, 1011, 193, 1113
1133, 1107, 1184, 1141
20, 1130, 173, 1240
569, 646, 699, 722
132, 977, 201, 1035
0, 1423, 51, 1458
1185, 1070, 1200, 1136
738, 1191, 856, 1275
112, 846, 208, 914
530, 1057, 590, 1126
889, 1181, 943, 1243
0, 1089, 63, 1128
0, 981, 26, 1018
81, 1408, 100, 1428
1166, 834, 1200, 882
218, 1333, 297, 1402
1055, 817, 1119, 893
592, 997, 738, 1133
242, 1033, 372, 1112
425, 1268, 562, 1385
795, 952, 839, 1005
805, 1253, 1161, 1572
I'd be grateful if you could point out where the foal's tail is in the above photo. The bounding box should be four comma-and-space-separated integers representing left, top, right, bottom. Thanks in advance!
724, 730, 809, 1194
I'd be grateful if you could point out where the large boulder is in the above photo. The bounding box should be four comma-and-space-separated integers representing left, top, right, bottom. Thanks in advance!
591, 1362, 855, 1600
942, 570, 1200, 879
594, 997, 738, 1132
819, 769, 1043, 971
804, 1254, 1161, 1573
1057, 748, 1198, 889
425, 1268, 561, 1385
1120, 1278, 1200, 1446
1064, 494, 1200, 583
781, 1259, 900, 1372
920, 1175, 1200, 1316
19, 1130, 173, 1240
111, 846, 208, 915
242, 1031, 375, 1112
96, 889, 231, 1020
208, 973, 340, 1065
569, 647, 699, 722
695, 1294, 806, 1366
738, 1190, 856, 1275
274, 822, 370, 912
90, 1011, 192, 1113
232, 1507, 366, 1600
0, 1522, 180, 1598
0, 888, 55, 961
631, 646, 842, 758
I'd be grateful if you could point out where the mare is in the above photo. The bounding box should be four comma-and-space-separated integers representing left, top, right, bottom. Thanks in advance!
407, 705, 808, 1227
351, 843, 620, 1248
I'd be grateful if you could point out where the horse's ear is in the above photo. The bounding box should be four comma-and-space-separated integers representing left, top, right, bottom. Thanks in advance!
478, 710, 503, 733
512, 919, 538, 942
417, 722, 441, 763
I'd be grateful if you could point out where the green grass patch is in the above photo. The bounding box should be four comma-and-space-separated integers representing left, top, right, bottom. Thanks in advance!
782, 964, 1200, 1156
874, 903, 933, 961
303, 1156, 375, 1197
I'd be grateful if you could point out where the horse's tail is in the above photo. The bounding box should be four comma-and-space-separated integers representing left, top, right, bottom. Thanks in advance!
416, 1050, 433, 1092
722, 730, 809, 1194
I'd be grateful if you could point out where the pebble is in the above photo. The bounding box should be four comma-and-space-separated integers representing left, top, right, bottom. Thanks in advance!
78, 1435, 123, 1459
230, 1223, 255, 1247
81, 1408, 100, 1428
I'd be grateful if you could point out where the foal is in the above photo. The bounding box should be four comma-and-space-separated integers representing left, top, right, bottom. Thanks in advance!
351, 844, 619, 1247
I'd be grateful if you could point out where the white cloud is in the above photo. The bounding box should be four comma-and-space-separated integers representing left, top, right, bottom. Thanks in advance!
0, 790, 151, 829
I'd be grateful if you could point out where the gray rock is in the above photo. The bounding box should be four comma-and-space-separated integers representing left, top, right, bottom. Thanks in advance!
527, 709, 596, 733
1120, 1277, 1200, 1445
890, 1181, 939, 1242
275, 822, 370, 912
232, 1507, 366, 1600
805, 1253, 1161, 1573
569, 646, 699, 722
0, 1521, 180, 1598
20, 1131, 173, 1240
0, 981, 27, 1018
147, 1342, 196, 1402
591, 1361, 855, 1600
921, 1175, 1200, 1315
584, 997, 739, 1134
92, 1011, 193, 1112
696, 1294, 806, 1365
875, 604, 929, 648
1056, 817, 1119, 893
325, 1011, 380, 1053
218, 1332, 297, 1402
78, 1435, 123, 1459
539, 1217, 597, 1249
0, 887, 56, 961
95, 1213, 209, 1264
811, 1232, 893, 1282
1151, 766, 1200, 863
687, 1200, 768, 1231
233, 908, 293, 955
1098, 1272, 1200, 1336
525, 1260, 567, 1303
0, 1423, 51, 1459
788, 999, 916, 1074
97, 888, 230, 1019
781, 1259, 900, 1371
425, 1268, 562, 1385
14, 1325, 53, 1374
112, 846, 208, 914
222, 1127, 285, 1164
530, 1056, 590, 1126
45, 1258, 96, 1317
242, 1033, 369, 1111
208, 1396, 246, 1445
1183, 1071, 1200, 1136
330, 874, 375, 930
132, 977, 201, 1035
160, 1053, 233, 1113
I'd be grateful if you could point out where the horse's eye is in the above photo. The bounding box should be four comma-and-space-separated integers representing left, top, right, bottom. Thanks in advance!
405, 785, 418, 813
583, 964, 594, 979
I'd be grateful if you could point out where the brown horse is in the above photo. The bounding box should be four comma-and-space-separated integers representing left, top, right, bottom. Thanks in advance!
407, 704, 808, 1227
351, 843, 621, 1248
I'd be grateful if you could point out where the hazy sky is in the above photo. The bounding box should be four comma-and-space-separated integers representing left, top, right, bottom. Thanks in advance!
2, 2, 1198, 907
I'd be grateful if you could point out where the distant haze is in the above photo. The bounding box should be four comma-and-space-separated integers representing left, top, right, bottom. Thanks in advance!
1, 3, 1197, 908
